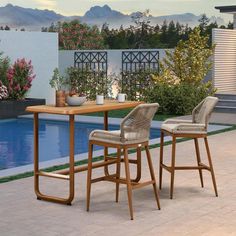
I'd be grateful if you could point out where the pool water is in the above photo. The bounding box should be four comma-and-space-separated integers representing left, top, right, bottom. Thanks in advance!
0, 118, 160, 170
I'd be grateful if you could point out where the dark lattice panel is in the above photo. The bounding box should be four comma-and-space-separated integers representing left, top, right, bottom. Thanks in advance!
74, 51, 108, 98
122, 51, 159, 72
74, 51, 107, 72
121, 51, 159, 100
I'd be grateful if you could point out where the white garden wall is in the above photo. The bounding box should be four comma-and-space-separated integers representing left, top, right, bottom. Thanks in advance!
0, 31, 58, 103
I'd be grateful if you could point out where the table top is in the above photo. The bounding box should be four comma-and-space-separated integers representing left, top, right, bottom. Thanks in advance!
26, 100, 143, 115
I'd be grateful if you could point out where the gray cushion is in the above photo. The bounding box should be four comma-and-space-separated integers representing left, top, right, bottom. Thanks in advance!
89, 129, 148, 145
161, 123, 206, 134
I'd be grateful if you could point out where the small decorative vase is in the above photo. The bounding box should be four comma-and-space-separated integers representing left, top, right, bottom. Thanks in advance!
56, 90, 66, 107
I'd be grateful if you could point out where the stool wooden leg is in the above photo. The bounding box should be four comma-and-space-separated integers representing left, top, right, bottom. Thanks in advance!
86, 142, 93, 211
194, 138, 204, 187
170, 136, 176, 199
133, 147, 142, 182
204, 137, 218, 197
116, 148, 121, 203
145, 146, 161, 210
124, 148, 134, 220
159, 131, 164, 189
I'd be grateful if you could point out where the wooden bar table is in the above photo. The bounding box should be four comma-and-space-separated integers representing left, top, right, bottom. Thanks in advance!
26, 100, 142, 205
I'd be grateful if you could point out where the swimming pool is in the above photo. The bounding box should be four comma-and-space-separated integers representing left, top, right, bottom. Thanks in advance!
0, 118, 161, 170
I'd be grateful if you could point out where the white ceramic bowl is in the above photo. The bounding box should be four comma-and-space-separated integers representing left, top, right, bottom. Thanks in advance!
66, 96, 86, 106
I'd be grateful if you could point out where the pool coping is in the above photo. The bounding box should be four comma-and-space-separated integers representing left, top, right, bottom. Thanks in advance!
0, 114, 230, 178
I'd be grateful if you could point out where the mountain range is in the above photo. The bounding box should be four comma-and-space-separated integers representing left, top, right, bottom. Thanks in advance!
0, 4, 225, 30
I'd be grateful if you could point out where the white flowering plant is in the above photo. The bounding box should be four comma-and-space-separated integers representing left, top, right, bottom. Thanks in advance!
49, 68, 66, 91
0, 80, 8, 100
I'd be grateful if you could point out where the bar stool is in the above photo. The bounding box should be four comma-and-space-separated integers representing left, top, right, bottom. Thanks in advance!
87, 103, 161, 220
159, 96, 219, 199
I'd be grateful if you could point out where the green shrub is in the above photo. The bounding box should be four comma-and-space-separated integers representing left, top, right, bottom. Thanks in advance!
146, 27, 216, 115
155, 27, 214, 85
120, 69, 158, 101
147, 82, 215, 115
66, 67, 114, 100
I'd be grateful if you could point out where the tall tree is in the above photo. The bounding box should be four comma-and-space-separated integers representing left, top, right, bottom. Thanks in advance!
131, 10, 152, 48
160, 27, 214, 85
160, 20, 168, 48
4, 25, 10, 30
198, 14, 210, 33
227, 22, 234, 29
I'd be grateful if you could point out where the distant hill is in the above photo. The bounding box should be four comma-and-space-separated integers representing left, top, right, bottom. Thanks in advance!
83, 5, 124, 19
0, 4, 225, 30
0, 4, 64, 29
79, 5, 225, 28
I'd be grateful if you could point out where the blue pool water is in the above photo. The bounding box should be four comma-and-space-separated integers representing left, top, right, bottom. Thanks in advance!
0, 118, 160, 170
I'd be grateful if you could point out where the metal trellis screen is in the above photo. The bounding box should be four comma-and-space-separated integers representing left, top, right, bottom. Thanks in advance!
121, 50, 160, 100
74, 51, 108, 98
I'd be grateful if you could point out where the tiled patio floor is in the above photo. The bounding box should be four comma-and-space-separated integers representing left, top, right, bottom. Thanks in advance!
1, 130, 236, 236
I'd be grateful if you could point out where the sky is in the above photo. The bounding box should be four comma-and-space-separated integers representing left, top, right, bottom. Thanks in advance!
0, 0, 235, 21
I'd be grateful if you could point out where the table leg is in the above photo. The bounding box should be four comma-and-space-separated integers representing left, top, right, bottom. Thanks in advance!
34, 113, 40, 198
104, 111, 110, 176
104, 110, 108, 157
34, 113, 75, 205
68, 114, 75, 203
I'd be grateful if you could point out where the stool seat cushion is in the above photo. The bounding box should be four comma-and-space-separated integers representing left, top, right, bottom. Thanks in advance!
89, 129, 148, 145
161, 122, 206, 134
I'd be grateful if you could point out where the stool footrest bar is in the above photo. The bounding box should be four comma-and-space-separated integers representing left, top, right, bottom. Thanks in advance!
91, 174, 117, 183
132, 180, 155, 189
199, 162, 211, 170
58, 159, 118, 175
174, 165, 209, 170
37, 171, 70, 180
161, 164, 210, 171
161, 164, 172, 172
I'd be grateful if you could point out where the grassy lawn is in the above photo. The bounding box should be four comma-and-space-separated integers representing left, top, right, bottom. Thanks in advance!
84, 108, 176, 121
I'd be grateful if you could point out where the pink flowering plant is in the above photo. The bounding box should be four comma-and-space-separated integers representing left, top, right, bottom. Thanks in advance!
59, 20, 105, 50
6, 58, 36, 100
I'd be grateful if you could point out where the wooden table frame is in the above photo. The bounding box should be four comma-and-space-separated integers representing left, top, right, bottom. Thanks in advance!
26, 100, 142, 205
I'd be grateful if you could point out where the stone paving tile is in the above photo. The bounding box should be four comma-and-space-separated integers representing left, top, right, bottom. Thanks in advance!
1, 130, 236, 235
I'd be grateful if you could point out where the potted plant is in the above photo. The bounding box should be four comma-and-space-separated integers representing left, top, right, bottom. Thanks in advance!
0, 56, 45, 119
49, 68, 66, 107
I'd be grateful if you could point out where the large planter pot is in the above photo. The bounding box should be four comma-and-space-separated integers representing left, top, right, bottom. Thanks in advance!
0, 98, 46, 119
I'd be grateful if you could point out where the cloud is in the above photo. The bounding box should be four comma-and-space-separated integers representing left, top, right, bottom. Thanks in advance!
35, 0, 57, 9
168, 0, 200, 1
